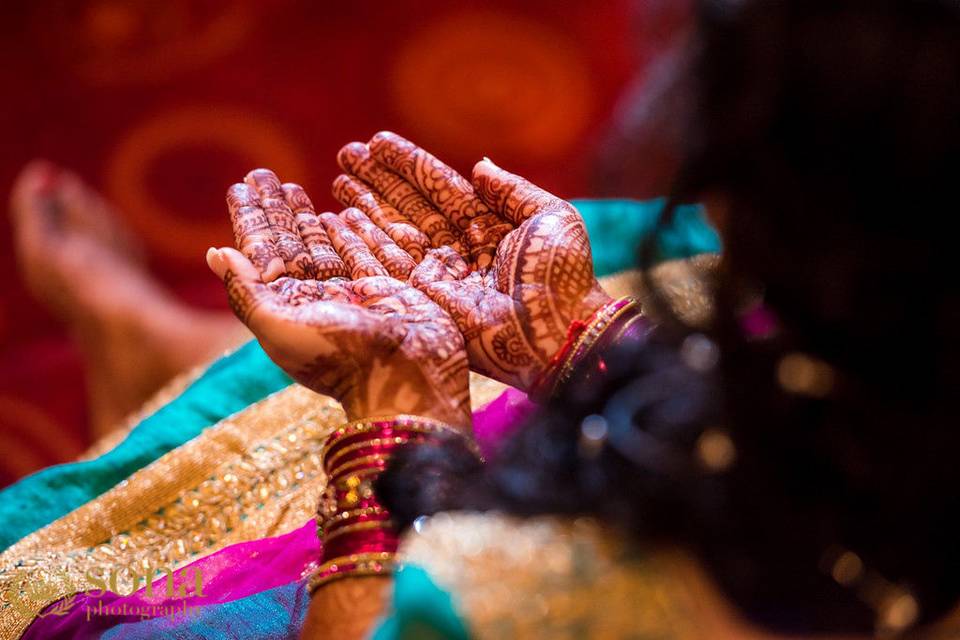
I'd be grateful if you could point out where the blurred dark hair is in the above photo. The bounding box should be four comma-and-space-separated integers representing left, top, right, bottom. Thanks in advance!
379, 0, 960, 634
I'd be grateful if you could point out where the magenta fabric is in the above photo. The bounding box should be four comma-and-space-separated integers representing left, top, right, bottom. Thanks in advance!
22, 519, 320, 639
472, 387, 536, 458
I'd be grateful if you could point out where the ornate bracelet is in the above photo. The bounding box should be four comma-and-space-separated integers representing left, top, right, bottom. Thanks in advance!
308, 416, 469, 594
528, 297, 646, 402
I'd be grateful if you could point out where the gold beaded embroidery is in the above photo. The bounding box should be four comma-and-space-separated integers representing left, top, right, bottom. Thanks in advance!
0, 385, 343, 640
306, 552, 395, 594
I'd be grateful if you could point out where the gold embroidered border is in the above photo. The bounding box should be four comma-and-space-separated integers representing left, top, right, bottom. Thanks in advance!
0, 385, 343, 639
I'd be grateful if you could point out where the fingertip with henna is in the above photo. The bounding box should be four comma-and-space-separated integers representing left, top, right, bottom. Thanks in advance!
205, 247, 225, 278
369, 130, 400, 146
473, 157, 501, 174
336, 142, 370, 172
259, 256, 286, 282
208, 246, 262, 282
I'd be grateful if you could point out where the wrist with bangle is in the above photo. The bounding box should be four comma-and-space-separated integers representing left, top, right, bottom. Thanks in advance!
308, 415, 474, 593
527, 296, 646, 403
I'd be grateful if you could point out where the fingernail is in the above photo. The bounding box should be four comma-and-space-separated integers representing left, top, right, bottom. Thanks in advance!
262, 256, 286, 282
476, 253, 493, 270
481, 157, 500, 169
206, 248, 228, 278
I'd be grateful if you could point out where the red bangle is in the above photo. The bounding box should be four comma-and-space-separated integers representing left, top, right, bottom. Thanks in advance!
527, 297, 645, 403
309, 416, 471, 593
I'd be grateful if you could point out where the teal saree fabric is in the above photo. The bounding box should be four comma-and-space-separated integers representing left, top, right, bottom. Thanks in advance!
98, 581, 311, 640
0, 342, 293, 551
370, 566, 471, 640
0, 198, 719, 554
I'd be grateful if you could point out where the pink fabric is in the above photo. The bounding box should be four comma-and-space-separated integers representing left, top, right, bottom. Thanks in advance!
23, 520, 320, 639
472, 387, 536, 458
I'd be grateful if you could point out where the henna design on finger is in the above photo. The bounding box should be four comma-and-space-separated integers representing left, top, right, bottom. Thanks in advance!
337, 142, 465, 253
223, 269, 273, 326
282, 183, 349, 280
319, 212, 390, 279
368, 131, 512, 267
405, 164, 610, 390
226, 183, 284, 279
408, 246, 471, 290
464, 213, 514, 270
245, 169, 315, 278
339, 207, 417, 280
472, 159, 576, 225
332, 174, 429, 262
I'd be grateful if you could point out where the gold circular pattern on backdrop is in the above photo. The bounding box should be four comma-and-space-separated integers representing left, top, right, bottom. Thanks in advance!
106, 106, 306, 263
391, 10, 593, 161
32, 0, 256, 85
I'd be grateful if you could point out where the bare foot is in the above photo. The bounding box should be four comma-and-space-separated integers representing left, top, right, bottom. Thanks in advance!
10, 161, 248, 438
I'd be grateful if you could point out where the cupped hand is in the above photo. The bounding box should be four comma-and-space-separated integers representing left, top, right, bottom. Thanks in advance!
333, 134, 612, 391
334, 133, 513, 269
211, 170, 471, 429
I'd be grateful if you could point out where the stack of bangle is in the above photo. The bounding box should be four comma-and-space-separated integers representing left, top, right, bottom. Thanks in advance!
307, 416, 465, 593
528, 297, 646, 403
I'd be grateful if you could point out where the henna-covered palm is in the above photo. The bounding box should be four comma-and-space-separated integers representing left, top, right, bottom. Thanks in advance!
334, 132, 513, 270
344, 145, 613, 391
212, 173, 471, 428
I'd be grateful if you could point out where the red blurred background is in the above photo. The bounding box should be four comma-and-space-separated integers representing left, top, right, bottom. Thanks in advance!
0, 0, 686, 486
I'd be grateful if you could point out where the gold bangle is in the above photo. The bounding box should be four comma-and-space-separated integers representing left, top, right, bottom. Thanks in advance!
326, 506, 386, 524
307, 552, 396, 594
326, 454, 389, 484
324, 436, 411, 472
323, 519, 393, 543
322, 415, 459, 457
